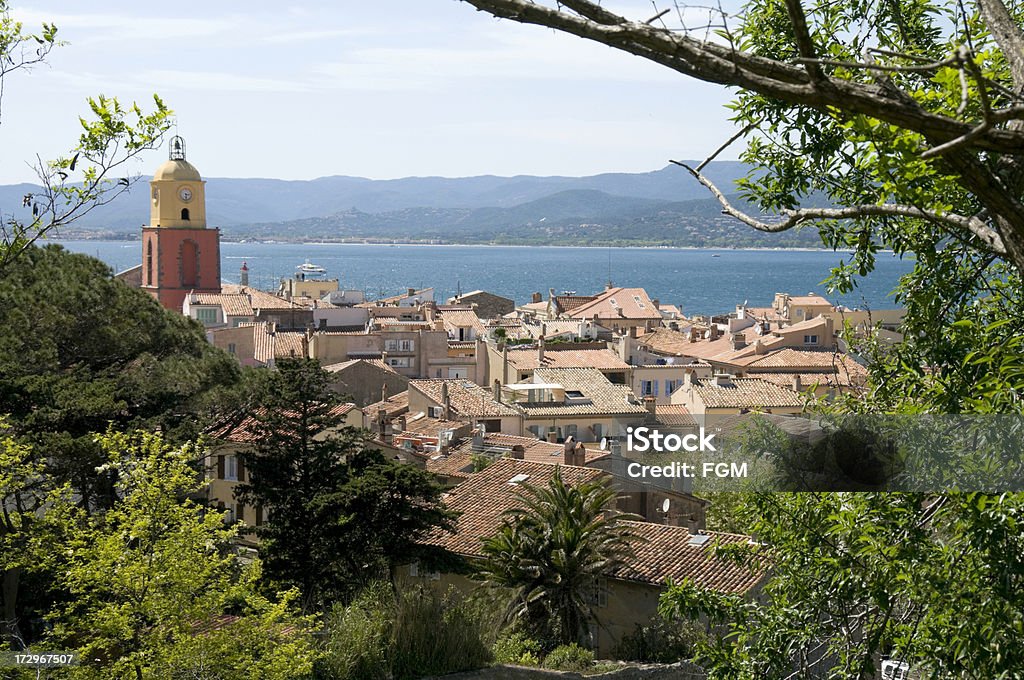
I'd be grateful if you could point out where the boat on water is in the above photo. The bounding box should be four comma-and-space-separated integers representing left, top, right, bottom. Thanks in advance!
296, 259, 326, 275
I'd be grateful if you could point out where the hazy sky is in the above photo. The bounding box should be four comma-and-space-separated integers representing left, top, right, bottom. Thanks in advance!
2, 1, 740, 184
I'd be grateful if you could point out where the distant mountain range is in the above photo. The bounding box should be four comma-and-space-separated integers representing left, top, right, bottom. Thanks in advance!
0, 162, 823, 247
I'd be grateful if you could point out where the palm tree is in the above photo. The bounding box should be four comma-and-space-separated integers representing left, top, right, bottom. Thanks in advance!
475, 469, 639, 646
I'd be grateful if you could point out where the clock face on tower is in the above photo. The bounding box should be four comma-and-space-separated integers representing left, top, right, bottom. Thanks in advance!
179, 186, 193, 202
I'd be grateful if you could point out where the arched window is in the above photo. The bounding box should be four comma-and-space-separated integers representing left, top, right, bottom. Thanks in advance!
146, 240, 153, 286
181, 208, 190, 221
180, 240, 199, 287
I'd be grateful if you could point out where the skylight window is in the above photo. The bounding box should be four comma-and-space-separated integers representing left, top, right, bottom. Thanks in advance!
687, 534, 712, 547
565, 390, 585, 398
508, 473, 530, 485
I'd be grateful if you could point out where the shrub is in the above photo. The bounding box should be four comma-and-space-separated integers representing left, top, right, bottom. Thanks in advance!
542, 643, 594, 672
493, 631, 542, 666
317, 581, 495, 680
613, 619, 707, 663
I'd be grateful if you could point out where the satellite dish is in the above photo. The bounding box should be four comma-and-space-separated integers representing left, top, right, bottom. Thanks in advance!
600, 437, 608, 451
661, 498, 671, 513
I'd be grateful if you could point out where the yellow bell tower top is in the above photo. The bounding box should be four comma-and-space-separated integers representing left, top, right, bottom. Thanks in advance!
150, 135, 207, 228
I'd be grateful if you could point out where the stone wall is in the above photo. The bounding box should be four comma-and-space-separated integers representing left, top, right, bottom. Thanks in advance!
424, 661, 706, 680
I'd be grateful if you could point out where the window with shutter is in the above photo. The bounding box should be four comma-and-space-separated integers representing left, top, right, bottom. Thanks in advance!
217, 455, 225, 479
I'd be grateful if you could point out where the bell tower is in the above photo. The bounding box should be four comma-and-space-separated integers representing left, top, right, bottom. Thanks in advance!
141, 135, 221, 311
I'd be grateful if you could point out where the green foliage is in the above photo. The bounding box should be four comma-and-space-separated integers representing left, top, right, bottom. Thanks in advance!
721, 0, 1024, 414
475, 469, 638, 646
1, 0, 170, 270
542, 643, 594, 672
45, 430, 316, 679
0, 245, 241, 510
234, 358, 457, 611
317, 582, 495, 680
492, 631, 542, 666
659, 492, 1024, 678
613, 619, 707, 664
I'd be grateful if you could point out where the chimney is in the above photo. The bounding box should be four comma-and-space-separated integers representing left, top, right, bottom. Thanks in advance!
709, 326, 720, 340
441, 381, 452, 420
643, 396, 657, 424
531, 291, 542, 304
652, 298, 659, 309
792, 374, 802, 392
731, 333, 746, 350
408, 288, 416, 298
754, 339, 767, 355
546, 429, 558, 443
713, 374, 731, 387
396, 415, 407, 433
240, 261, 249, 287
374, 407, 386, 435
538, 335, 546, 363
563, 436, 576, 465
510, 444, 525, 460
629, 325, 638, 339
493, 379, 502, 403
574, 442, 587, 466
382, 417, 393, 445
473, 426, 484, 450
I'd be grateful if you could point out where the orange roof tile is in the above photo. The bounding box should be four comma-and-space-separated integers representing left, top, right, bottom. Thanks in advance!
427, 458, 765, 591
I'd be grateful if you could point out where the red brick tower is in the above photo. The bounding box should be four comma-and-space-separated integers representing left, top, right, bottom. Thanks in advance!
141, 136, 221, 311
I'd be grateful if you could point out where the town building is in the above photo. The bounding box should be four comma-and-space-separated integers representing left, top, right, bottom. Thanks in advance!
408, 458, 765, 656
446, 290, 514, 318
139, 136, 221, 311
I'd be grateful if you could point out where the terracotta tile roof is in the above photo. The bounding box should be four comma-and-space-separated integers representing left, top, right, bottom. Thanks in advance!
655, 404, 697, 428
554, 294, 597, 313
521, 320, 593, 339
209, 403, 356, 443
610, 523, 766, 592
426, 450, 477, 479
369, 287, 433, 305
449, 432, 608, 465
691, 377, 804, 410
410, 379, 522, 418
506, 348, 630, 372
757, 371, 867, 390
252, 323, 307, 365
191, 293, 254, 317
426, 458, 607, 556
742, 348, 867, 373
400, 415, 466, 437
428, 458, 764, 591
788, 294, 832, 306
566, 287, 663, 321
514, 368, 648, 417
323, 358, 398, 374
362, 390, 409, 418
438, 309, 486, 336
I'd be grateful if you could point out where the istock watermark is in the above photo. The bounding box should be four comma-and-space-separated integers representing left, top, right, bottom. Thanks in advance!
625, 426, 717, 452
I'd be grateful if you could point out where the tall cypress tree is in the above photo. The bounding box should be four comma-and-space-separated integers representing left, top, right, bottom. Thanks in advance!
235, 358, 456, 611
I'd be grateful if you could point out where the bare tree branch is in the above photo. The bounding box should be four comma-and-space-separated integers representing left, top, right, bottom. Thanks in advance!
669, 160, 1007, 254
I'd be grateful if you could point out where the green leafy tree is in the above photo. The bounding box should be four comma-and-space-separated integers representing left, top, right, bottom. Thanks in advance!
475, 469, 637, 646
457, 0, 1024, 412
0, 245, 242, 511
234, 358, 457, 611
1, 1, 171, 271
47, 429, 317, 680
659, 492, 1024, 678
0, 418, 72, 647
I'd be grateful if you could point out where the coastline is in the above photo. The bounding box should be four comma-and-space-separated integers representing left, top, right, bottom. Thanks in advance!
54, 237, 898, 255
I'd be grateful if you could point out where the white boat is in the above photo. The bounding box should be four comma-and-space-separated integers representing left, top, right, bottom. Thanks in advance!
296, 259, 326, 274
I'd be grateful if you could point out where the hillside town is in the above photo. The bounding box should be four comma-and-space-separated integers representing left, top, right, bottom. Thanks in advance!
104, 139, 908, 658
